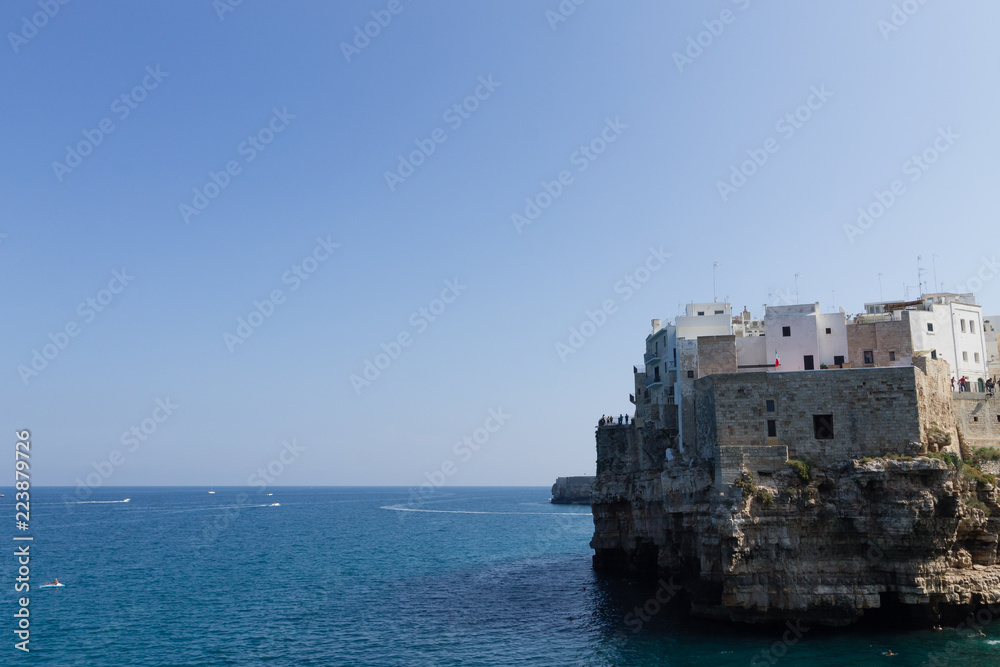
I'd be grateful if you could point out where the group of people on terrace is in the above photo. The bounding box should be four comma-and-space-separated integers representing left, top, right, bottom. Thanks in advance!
952, 376, 997, 397
598, 414, 630, 427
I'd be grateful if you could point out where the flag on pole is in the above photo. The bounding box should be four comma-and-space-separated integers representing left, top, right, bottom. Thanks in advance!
775, 350, 780, 367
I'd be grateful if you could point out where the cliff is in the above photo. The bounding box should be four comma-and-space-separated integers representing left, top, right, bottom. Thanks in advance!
591, 424, 1000, 626
551, 476, 595, 504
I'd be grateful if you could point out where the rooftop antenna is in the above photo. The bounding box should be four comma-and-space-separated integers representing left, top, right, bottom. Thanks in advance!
831, 290, 835, 311
713, 262, 720, 302
794, 273, 801, 304
917, 255, 927, 296
878, 273, 884, 301
932, 254, 940, 293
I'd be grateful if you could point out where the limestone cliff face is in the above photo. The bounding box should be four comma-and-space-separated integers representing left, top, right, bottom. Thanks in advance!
551, 476, 595, 504
591, 425, 1000, 626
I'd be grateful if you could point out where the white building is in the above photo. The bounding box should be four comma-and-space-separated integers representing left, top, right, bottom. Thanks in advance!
861, 293, 989, 387
981, 315, 999, 379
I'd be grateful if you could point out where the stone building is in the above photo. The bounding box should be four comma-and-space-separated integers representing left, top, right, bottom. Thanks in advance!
852, 293, 990, 388
692, 358, 959, 487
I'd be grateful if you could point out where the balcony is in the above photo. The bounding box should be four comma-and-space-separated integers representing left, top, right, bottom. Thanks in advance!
644, 351, 661, 365
646, 374, 663, 387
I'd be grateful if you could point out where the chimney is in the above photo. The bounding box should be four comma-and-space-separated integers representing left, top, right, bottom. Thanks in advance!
651, 319, 662, 334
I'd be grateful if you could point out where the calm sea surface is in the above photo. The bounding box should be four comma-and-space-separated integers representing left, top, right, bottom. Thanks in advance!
1, 487, 998, 666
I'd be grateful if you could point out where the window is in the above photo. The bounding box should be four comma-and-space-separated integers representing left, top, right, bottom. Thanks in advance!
996, 415, 1000, 423
687, 370, 694, 379
863, 350, 874, 365
927, 323, 934, 332
834, 355, 845, 366
931, 349, 937, 359
889, 351, 896, 362
766, 399, 775, 412
825, 328, 832, 335
767, 420, 777, 437
974, 417, 979, 423
971, 321, 977, 334
975, 353, 981, 363
715, 310, 724, 315
813, 414, 834, 439
963, 352, 969, 362
961, 319, 967, 333
697, 311, 705, 316
782, 326, 791, 337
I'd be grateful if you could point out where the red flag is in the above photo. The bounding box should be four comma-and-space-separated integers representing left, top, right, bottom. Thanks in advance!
775, 350, 780, 367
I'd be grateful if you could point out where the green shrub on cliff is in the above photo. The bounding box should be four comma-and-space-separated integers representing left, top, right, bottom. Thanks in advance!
787, 459, 812, 483
962, 465, 996, 488
754, 488, 774, 507
964, 497, 990, 515
973, 447, 1000, 462
926, 451, 962, 468
733, 471, 756, 496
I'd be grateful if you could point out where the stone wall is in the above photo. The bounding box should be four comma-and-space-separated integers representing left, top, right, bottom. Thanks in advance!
697, 335, 737, 376
913, 356, 960, 452
694, 367, 927, 468
716, 444, 789, 486
846, 319, 913, 368
954, 394, 1000, 450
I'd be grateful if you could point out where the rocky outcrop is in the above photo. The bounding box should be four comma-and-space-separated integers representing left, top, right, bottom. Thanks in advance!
591, 425, 1000, 626
551, 476, 595, 504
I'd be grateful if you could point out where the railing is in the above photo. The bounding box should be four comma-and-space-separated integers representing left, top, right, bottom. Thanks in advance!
643, 352, 661, 364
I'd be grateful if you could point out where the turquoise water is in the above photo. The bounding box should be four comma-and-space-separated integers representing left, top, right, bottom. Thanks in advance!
2, 487, 999, 665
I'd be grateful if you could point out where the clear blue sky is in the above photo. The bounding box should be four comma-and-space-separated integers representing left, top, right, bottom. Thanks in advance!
3, 1, 998, 486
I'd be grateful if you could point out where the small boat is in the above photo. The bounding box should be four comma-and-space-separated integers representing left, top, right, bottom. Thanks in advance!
40, 581, 65, 589
270, 503, 280, 507
122, 498, 130, 503
208, 488, 215, 494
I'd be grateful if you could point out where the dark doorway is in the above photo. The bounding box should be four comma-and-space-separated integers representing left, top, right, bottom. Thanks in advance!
804, 355, 814, 370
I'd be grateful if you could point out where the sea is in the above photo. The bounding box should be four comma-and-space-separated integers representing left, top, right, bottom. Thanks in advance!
1, 486, 998, 666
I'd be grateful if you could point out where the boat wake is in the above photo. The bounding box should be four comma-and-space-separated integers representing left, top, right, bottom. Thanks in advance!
380, 505, 591, 516
66, 499, 131, 504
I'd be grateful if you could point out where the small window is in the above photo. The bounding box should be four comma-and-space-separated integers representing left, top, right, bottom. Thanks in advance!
889, 351, 896, 362
766, 400, 775, 412
961, 319, 967, 333
975, 353, 980, 363
996, 415, 1000, 423
834, 355, 845, 366
782, 326, 791, 337
697, 311, 705, 316
963, 352, 969, 362
863, 350, 874, 365
971, 321, 976, 334
714, 310, 724, 315
813, 414, 834, 440
767, 420, 777, 437
687, 370, 694, 379
974, 417, 979, 423
927, 323, 934, 332
931, 349, 937, 359
825, 328, 832, 335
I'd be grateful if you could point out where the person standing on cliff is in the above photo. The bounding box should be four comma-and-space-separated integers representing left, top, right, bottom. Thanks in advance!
951, 377, 956, 391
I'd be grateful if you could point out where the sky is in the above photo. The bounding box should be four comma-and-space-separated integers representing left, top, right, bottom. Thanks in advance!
3, 1, 999, 488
